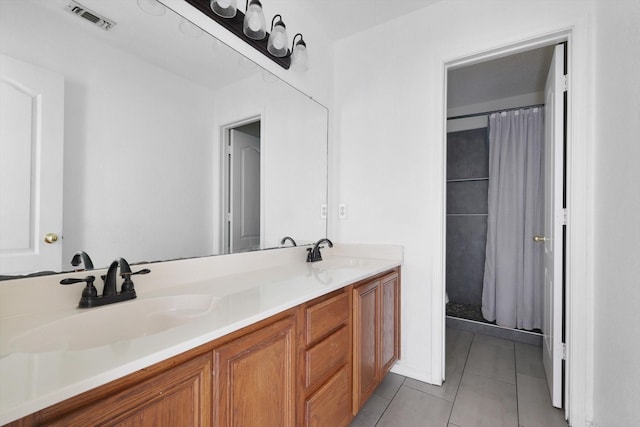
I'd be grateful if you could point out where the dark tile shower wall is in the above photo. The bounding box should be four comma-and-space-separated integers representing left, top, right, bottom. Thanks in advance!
446, 128, 489, 306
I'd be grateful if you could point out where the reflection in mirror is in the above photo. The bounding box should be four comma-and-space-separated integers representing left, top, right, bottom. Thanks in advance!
0, 0, 328, 277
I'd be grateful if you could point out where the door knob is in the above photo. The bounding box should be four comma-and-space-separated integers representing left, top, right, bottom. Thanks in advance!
44, 233, 59, 244
533, 235, 547, 243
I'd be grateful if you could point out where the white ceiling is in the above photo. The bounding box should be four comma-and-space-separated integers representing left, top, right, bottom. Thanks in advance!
270, 0, 443, 41
448, 46, 556, 109
35, 0, 263, 91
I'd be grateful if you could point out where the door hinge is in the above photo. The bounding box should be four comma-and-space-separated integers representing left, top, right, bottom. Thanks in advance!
561, 343, 567, 360
226, 212, 231, 222
562, 74, 568, 92
562, 208, 568, 225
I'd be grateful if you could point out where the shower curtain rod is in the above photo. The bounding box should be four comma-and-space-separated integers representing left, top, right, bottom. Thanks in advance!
447, 103, 545, 121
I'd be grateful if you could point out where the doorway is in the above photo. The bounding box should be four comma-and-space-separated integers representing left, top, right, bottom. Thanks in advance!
444, 40, 568, 413
222, 119, 261, 254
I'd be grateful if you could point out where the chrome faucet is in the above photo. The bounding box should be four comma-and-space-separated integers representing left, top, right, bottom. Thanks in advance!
281, 236, 297, 247
60, 257, 150, 308
306, 238, 333, 262
71, 250, 94, 271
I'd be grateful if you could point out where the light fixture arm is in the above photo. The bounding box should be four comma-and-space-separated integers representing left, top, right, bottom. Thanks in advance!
291, 33, 304, 53
271, 14, 283, 30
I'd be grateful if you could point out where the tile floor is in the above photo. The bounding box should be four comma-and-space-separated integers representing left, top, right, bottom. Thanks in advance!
349, 327, 567, 427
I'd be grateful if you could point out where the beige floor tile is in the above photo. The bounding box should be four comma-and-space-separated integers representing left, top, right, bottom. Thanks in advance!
515, 342, 545, 379
349, 393, 391, 427
450, 372, 518, 427
376, 386, 453, 427
516, 373, 567, 427
465, 334, 516, 384
374, 372, 405, 399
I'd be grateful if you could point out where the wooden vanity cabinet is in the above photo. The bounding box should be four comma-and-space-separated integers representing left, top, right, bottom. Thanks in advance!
24, 352, 213, 427
298, 289, 352, 427
352, 268, 400, 413
7, 268, 400, 427
212, 315, 297, 427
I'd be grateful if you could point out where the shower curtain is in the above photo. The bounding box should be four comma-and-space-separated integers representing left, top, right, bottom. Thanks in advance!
482, 107, 544, 330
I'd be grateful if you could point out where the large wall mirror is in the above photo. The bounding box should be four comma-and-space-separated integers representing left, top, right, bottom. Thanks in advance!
0, 0, 328, 277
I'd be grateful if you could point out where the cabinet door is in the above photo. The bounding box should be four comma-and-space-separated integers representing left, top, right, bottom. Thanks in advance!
212, 316, 296, 427
45, 353, 212, 427
352, 280, 379, 412
304, 365, 352, 427
380, 272, 400, 374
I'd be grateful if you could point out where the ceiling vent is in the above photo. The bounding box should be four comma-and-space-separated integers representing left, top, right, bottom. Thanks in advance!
65, 1, 116, 31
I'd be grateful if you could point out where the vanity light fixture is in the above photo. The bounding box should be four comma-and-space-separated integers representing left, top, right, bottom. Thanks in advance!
290, 33, 308, 71
243, 0, 267, 40
185, 0, 307, 70
267, 15, 288, 57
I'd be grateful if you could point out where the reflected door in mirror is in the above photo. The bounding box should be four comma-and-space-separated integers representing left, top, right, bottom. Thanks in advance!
0, 54, 64, 275
228, 127, 261, 253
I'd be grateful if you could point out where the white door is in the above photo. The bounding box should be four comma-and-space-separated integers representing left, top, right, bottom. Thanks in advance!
228, 129, 260, 253
0, 54, 64, 275
542, 43, 565, 409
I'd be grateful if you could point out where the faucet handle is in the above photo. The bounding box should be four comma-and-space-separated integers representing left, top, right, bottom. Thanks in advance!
122, 268, 151, 277
120, 268, 150, 293
60, 275, 98, 299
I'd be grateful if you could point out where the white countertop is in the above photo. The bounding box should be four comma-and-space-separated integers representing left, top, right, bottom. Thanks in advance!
0, 244, 402, 425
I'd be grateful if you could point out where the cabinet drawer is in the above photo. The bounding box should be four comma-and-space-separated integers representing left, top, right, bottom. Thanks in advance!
305, 325, 349, 389
305, 292, 349, 345
304, 365, 352, 427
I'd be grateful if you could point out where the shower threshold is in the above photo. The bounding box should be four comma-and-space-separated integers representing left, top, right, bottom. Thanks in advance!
446, 302, 542, 335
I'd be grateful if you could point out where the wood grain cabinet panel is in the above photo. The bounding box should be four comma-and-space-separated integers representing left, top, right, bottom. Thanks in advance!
304, 325, 349, 389
43, 353, 212, 427
212, 316, 296, 427
352, 269, 401, 414
352, 279, 379, 412
299, 289, 352, 427
380, 272, 400, 375
305, 292, 349, 346
304, 365, 352, 427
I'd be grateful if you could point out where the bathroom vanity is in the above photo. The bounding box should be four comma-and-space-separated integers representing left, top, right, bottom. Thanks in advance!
0, 245, 401, 426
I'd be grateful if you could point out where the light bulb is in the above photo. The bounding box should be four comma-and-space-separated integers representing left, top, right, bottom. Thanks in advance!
243, 0, 266, 40
210, 0, 237, 18
291, 35, 308, 71
267, 15, 288, 57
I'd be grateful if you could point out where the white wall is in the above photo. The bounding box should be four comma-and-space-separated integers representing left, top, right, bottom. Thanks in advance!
592, 0, 640, 425
333, 1, 594, 424
0, 1, 217, 268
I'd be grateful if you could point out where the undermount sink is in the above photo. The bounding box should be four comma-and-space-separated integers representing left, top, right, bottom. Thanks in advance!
7, 294, 217, 354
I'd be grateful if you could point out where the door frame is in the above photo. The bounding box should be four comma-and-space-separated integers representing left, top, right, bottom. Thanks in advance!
219, 115, 264, 254
440, 28, 591, 424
